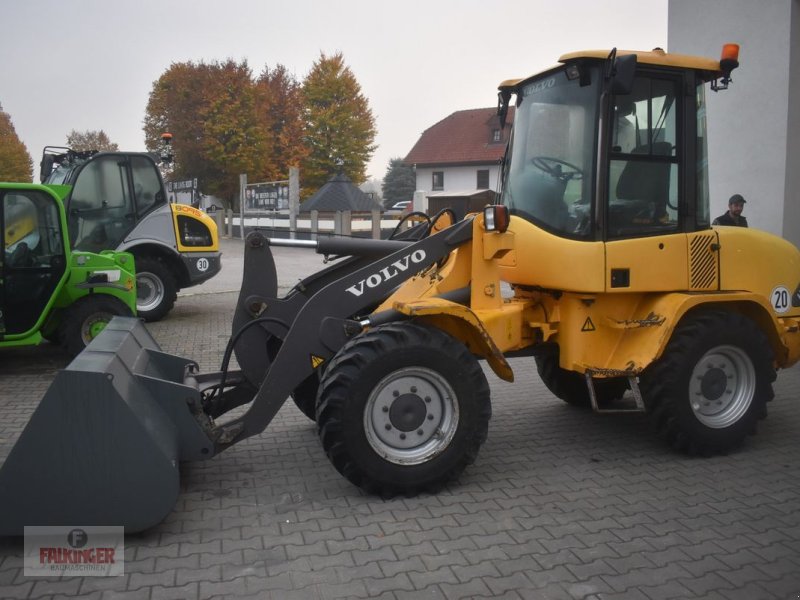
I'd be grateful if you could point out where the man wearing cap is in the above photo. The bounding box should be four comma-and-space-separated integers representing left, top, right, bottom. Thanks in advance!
713, 194, 748, 227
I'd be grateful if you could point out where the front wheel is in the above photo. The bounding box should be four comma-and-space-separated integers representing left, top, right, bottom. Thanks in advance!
135, 256, 177, 322
639, 311, 775, 455
59, 295, 133, 357
317, 322, 491, 496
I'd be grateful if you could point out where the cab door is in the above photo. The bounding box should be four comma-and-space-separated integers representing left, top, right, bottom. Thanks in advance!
603, 70, 689, 292
68, 153, 137, 252
1, 189, 67, 336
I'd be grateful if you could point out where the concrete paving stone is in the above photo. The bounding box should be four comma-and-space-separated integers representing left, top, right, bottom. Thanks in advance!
395, 587, 449, 600
150, 582, 199, 600
77, 575, 129, 595
129, 567, 175, 591
419, 549, 469, 572
362, 572, 416, 596
674, 571, 737, 597
52, 592, 103, 600
539, 533, 587, 553
430, 535, 479, 554
378, 555, 425, 578
674, 555, 731, 578
174, 564, 222, 586
393, 541, 438, 561
220, 561, 267, 581
99, 589, 152, 600
437, 579, 493, 599
717, 564, 774, 588
0, 580, 33, 599
496, 554, 536, 577
350, 545, 397, 567
405, 564, 459, 589
675, 539, 726, 561
566, 559, 618, 581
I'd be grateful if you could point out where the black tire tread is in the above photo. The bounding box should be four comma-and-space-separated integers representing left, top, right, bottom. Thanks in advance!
639, 310, 775, 455
316, 321, 491, 496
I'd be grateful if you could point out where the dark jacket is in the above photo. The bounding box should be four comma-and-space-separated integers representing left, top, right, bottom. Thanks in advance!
712, 212, 748, 227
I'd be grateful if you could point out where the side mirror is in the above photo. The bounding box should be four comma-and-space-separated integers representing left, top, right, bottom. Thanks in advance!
610, 53, 637, 95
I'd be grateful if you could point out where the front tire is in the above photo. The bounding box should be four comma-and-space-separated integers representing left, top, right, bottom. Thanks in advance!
639, 311, 775, 455
317, 322, 491, 496
59, 296, 133, 357
135, 256, 177, 322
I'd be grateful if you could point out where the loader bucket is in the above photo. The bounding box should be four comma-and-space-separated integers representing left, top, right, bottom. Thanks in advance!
0, 318, 214, 535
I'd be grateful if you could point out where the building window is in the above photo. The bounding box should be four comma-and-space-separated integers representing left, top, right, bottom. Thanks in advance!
492, 129, 502, 143
432, 171, 444, 191
477, 169, 490, 189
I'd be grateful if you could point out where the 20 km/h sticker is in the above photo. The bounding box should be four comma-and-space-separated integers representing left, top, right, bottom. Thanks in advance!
771, 286, 791, 314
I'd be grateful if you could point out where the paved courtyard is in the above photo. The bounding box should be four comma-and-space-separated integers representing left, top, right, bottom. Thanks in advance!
1, 239, 799, 599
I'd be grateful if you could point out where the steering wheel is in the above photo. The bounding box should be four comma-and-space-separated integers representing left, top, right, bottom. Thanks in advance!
531, 156, 583, 182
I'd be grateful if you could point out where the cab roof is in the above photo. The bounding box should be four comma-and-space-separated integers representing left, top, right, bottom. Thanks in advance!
498, 48, 723, 90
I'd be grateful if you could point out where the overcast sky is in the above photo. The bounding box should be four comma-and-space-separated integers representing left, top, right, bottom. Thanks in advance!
1, 0, 667, 183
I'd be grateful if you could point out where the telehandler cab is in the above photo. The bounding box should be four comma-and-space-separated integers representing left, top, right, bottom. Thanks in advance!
39, 134, 221, 321
2, 45, 799, 534
0, 183, 137, 356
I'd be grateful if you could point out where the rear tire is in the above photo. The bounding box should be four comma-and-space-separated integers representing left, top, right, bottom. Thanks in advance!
59, 296, 133, 357
535, 347, 628, 408
317, 322, 491, 496
639, 311, 775, 455
135, 257, 177, 322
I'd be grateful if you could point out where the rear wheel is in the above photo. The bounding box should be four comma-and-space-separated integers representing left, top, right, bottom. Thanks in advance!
59, 295, 133, 357
639, 311, 775, 455
317, 322, 491, 496
535, 347, 628, 408
135, 256, 177, 322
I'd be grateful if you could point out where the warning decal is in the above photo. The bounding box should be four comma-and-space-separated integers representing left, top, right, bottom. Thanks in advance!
311, 355, 325, 369
581, 317, 596, 332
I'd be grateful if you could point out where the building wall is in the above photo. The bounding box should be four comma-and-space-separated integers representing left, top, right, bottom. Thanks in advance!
668, 0, 799, 245
414, 164, 503, 193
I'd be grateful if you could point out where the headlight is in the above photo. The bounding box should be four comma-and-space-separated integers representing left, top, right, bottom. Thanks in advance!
178, 215, 212, 246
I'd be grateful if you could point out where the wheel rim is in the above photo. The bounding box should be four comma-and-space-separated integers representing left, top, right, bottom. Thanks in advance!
364, 366, 459, 465
81, 312, 113, 345
688, 344, 755, 428
136, 272, 164, 313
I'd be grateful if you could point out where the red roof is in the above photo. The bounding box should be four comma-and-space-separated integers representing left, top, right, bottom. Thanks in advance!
404, 107, 514, 167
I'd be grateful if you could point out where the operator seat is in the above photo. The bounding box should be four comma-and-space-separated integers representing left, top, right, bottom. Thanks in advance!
614, 142, 672, 230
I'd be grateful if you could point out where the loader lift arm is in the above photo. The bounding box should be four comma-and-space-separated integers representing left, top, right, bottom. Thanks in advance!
207, 217, 476, 451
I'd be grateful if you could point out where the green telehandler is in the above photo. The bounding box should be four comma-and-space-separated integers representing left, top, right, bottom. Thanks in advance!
0, 182, 137, 356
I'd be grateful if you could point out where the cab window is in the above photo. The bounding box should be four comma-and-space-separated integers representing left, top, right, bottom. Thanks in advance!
608, 75, 680, 238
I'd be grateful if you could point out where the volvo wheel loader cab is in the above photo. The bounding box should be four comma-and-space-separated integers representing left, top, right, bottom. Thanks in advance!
3, 45, 800, 534
39, 135, 221, 321
0, 183, 137, 356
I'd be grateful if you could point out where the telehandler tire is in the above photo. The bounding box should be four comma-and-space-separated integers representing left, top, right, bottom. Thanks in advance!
535, 347, 628, 408
135, 256, 177, 322
317, 322, 491, 496
639, 311, 775, 455
59, 295, 134, 357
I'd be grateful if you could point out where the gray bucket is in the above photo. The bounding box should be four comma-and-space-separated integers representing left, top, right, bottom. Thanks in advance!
0, 318, 214, 535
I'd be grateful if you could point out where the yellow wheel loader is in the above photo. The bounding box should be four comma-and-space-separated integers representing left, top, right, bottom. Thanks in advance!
2, 45, 800, 534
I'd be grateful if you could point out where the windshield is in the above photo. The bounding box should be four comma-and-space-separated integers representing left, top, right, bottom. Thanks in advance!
500, 65, 599, 237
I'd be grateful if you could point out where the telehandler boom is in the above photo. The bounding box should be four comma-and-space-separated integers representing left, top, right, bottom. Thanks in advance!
2, 45, 799, 534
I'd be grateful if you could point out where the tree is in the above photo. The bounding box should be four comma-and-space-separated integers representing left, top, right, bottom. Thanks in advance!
301, 52, 377, 196
0, 104, 33, 182
256, 64, 308, 181
381, 158, 416, 208
66, 129, 119, 152
144, 60, 269, 209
